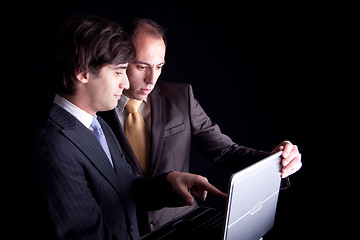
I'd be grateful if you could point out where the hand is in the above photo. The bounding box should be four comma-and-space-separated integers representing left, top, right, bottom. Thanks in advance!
166, 171, 228, 205
271, 140, 302, 178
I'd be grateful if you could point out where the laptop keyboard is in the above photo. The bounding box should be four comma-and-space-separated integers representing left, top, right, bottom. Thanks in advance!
177, 208, 225, 240
141, 207, 225, 240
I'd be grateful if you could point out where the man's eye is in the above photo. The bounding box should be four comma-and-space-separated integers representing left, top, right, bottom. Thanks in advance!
137, 65, 147, 71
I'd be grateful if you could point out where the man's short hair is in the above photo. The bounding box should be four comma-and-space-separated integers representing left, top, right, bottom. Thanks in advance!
123, 18, 167, 46
55, 14, 135, 95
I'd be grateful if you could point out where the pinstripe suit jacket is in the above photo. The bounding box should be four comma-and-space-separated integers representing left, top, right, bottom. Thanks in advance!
34, 103, 180, 240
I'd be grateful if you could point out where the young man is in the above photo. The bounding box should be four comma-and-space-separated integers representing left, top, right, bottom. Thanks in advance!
100, 18, 302, 234
33, 15, 226, 240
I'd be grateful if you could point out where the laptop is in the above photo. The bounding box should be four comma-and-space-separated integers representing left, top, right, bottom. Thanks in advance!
140, 151, 283, 240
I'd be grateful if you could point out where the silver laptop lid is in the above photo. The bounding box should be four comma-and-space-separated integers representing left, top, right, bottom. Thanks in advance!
223, 151, 283, 240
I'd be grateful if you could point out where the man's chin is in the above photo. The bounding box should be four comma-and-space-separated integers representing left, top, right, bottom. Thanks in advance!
124, 90, 149, 101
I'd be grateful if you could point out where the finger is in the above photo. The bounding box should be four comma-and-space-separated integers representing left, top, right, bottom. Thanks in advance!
176, 186, 194, 205
282, 145, 299, 166
281, 141, 293, 159
283, 153, 301, 172
270, 144, 284, 155
196, 179, 228, 199
167, 172, 195, 205
191, 188, 208, 201
282, 154, 302, 178
282, 162, 302, 178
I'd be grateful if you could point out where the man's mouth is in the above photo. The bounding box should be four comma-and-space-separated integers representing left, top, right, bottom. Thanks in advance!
140, 88, 152, 95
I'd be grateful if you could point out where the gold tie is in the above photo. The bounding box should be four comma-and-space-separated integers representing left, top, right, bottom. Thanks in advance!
125, 99, 150, 175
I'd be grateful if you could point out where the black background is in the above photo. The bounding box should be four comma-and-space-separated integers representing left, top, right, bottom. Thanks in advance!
3, 0, 352, 239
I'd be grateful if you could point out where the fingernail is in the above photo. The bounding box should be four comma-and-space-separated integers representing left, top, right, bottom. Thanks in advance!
186, 197, 194, 205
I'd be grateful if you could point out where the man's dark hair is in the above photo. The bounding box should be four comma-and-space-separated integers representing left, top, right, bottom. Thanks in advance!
55, 14, 135, 95
123, 18, 167, 46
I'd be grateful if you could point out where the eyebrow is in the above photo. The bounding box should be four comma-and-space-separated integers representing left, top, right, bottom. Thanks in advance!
113, 65, 128, 70
133, 60, 166, 66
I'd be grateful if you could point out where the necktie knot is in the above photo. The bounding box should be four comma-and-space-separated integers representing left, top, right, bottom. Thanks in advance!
91, 116, 101, 131
125, 99, 143, 113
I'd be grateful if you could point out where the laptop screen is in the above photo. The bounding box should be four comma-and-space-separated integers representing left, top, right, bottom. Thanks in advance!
223, 151, 282, 240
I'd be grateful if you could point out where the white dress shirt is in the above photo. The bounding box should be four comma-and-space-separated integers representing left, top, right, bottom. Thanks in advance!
54, 94, 115, 168
53, 94, 94, 130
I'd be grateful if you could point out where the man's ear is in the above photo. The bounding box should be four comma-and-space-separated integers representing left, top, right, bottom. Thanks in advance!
75, 70, 89, 83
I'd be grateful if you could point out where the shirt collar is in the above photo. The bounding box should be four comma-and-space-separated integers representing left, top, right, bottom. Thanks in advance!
117, 95, 148, 112
54, 94, 94, 129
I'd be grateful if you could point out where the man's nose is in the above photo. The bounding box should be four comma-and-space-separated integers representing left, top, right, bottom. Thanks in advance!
121, 74, 130, 90
145, 68, 157, 85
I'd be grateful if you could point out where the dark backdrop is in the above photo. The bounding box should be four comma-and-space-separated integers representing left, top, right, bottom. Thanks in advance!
4, 0, 346, 239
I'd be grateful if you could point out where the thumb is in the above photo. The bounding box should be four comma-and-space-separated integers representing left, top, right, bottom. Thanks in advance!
176, 186, 194, 205
167, 172, 195, 205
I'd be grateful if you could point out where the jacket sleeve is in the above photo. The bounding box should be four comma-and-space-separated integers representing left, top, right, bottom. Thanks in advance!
132, 172, 187, 211
187, 85, 270, 172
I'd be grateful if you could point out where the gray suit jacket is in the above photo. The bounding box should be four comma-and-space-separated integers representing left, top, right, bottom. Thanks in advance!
34, 103, 183, 240
100, 81, 269, 234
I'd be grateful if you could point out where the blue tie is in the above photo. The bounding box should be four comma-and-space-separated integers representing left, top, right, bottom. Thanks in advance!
91, 116, 113, 167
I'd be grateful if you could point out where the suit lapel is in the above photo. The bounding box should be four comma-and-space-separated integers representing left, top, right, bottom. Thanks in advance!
49, 104, 124, 196
98, 116, 138, 178
101, 110, 144, 176
148, 85, 166, 177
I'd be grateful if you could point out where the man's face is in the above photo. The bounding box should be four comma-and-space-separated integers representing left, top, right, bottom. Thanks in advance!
124, 33, 166, 100
86, 63, 129, 113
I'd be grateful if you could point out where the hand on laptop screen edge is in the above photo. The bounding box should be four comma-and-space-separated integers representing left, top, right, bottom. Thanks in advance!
270, 140, 302, 178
